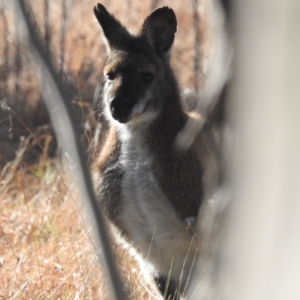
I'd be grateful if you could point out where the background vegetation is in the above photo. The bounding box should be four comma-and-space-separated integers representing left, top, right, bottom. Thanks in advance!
0, 0, 213, 299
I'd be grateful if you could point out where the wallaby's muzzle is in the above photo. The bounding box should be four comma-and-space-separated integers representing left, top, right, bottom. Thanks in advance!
110, 95, 133, 123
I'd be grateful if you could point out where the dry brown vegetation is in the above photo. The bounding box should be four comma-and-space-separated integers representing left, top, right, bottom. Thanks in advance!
0, 157, 162, 299
0, 0, 212, 298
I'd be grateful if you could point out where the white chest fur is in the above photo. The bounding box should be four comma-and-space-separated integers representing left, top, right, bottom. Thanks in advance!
117, 127, 198, 284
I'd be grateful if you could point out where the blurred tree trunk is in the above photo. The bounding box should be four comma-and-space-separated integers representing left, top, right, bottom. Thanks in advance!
223, 1, 300, 299
191, 0, 300, 299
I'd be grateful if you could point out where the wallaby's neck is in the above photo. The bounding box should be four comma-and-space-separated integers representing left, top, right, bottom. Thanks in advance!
148, 87, 187, 151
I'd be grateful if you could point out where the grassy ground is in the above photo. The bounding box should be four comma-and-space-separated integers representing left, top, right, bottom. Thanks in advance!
0, 157, 162, 299
0, 0, 212, 298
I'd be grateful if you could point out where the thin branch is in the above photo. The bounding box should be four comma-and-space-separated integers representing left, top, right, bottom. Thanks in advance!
14, 15, 21, 110
59, 0, 67, 79
44, 0, 51, 57
0, 8, 9, 98
14, 2, 128, 299
191, 0, 202, 95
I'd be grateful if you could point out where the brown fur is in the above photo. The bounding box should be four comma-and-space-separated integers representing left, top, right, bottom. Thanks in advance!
93, 128, 124, 223
92, 3, 219, 298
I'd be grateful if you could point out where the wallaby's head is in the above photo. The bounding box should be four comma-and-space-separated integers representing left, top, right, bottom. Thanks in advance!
94, 3, 177, 126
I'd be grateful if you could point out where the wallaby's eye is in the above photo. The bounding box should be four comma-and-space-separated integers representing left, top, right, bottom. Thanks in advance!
141, 72, 154, 83
105, 71, 116, 82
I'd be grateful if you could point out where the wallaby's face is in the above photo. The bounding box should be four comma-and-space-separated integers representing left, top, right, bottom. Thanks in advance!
94, 4, 177, 125
103, 47, 162, 125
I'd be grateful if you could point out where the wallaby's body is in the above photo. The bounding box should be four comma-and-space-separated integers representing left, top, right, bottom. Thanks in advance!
93, 3, 219, 297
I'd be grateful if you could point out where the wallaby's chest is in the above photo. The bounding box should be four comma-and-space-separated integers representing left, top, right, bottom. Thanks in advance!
117, 134, 176, 230
116, 129, 204, 220
112, 134, 199, 281
118, 136, 156, 202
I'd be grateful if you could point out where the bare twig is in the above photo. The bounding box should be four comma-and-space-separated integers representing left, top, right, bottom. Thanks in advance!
59, 0, 67, 79
14, 16, 21, 110
44, 0, 51, 57
0, 8, 9, 98
191, 0, 203, 95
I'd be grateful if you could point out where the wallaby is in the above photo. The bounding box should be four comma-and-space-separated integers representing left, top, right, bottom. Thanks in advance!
93, 3, 219, 298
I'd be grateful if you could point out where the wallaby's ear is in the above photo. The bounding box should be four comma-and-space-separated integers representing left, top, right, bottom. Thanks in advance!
140, 7, 177, 56
94, 3, 132, 51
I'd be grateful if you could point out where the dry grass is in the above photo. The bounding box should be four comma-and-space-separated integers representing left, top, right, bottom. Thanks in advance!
0, 156, 161, 299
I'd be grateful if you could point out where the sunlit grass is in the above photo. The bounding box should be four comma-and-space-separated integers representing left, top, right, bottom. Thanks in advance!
0, 155, 161, 299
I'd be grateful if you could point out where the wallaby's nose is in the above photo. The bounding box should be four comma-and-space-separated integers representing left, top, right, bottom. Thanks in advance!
110, 96, 132, 123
